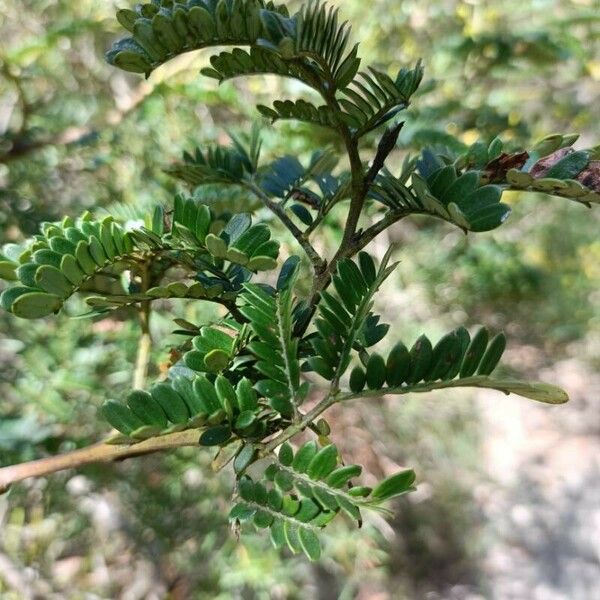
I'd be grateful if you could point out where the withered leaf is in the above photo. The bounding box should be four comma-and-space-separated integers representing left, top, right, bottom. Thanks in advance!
483, 152, 529, 183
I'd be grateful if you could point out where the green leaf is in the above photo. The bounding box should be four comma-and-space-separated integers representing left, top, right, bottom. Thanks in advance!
298, 527, 321, 561
234, 444, 256, 474
235, 410, 256, 430
460, 327, 489, 378
204, 349, 230, 372
477, 333, 506, 376
88, 236, 107, 266
230, 503, 257, 524
349, 366, 366, 393
371, 470, 416, 502
34, 265, 73, 298
60, 255, 85, 286
292, 441, 319, 474
126, 390, 168, 429
274, 470, 295, 492
75, 242, 97, 275
277, 256, 301, 291
194, 375, 222, 414
236, 378, 258, 412
279, 442, 294, 467
466, 202, 511, 232
15, 264, 39, 287
366, 353, 386, 389
215, 375, 237, 418
205, 233, 228, 258
326, 465, 362, 488
0, 261, 17, 281
1, 286, 38, 312
407, 335, 433, 384
307, 444, 338, 480
385, 342, 411, 387
33, 249, 62, 268
11, 292, 62, 318
199, 425, 232, 447
150, 384, 189, 424
247, 256, 278, 272
172, 376, 207, 417
427, 332, 462, 381
544, 151, 589, 180
101, 400, 143, 436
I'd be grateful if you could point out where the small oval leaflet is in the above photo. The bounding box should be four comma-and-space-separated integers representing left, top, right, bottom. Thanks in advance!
199, 425, 232, 447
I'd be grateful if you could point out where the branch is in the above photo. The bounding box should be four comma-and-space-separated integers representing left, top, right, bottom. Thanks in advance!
354, 208, 410, 253
337, 376, 569, 405
364, 123, 404, 186
133, 263, 153, 389
245, 180, 325, 270
133, 304, 152, 389
259, 393, 338, 457
0, 429, 203, 494
0, 395, 342, 492
338, 134, 367, 249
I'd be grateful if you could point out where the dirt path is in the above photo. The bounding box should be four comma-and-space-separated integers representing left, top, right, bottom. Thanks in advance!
478, 359, 600, 600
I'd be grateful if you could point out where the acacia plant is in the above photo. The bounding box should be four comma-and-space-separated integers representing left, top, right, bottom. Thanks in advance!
0, 0, 598, 561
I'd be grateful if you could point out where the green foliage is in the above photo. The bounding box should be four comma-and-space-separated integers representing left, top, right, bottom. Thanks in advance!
306, 251, 395, 383
240, 277, 304, 418
106, 0, 423, 134
0, 0, 597, 568
343, 327, 567, 405
230, 440, 416, 560
0, 214, 137, 317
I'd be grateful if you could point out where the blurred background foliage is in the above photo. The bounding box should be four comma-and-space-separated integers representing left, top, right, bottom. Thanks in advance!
0, 0, 598, 598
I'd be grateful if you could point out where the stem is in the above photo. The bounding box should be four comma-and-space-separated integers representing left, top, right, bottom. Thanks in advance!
0, 394, 342, 493
0, 430, 203, 494
133, 301, 152, 389
259, 393, 338, 457
245, 181, 325, 270
302, 128, 368, 314
339, 133, 367, 249
133, 262, 153, 389
354, 208, 410, 253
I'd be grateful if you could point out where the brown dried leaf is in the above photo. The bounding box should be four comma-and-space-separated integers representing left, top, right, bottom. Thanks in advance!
483, 151, 529, 183
576, 160, 600, 192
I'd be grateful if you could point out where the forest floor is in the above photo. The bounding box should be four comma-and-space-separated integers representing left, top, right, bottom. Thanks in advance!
479, 358, 600, 600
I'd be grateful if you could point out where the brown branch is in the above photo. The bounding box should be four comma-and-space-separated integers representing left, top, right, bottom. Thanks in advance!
338, 133, 367, 250
0, 429, 203, 494
364, 123, 404, 186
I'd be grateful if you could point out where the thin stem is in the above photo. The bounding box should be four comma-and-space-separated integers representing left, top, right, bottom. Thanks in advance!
133, 301, 152, 389
0, 430, 203, 494
245, 180, 325, 270
258, 393, 338, 457
133, 262, 153, 389
354, 208, 410, 253
302, 130, 368, 313
339, 133, 367, 249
